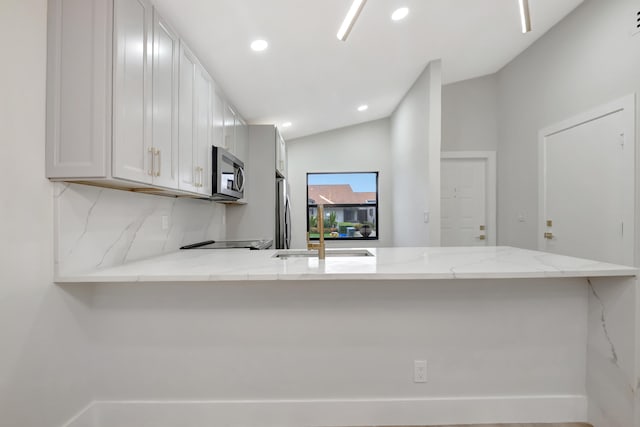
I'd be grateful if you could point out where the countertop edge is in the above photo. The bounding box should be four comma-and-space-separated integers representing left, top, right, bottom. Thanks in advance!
54, 270, 638, 284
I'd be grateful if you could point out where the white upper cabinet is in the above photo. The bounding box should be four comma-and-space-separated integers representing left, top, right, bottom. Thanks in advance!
223, 102, 237, 155
213, 90, 246, 162
195, 65, 213, 195
46, 0, 112, 178
151, 11, 180, 189
46, 0, 246, 198
112, 0, 153, 184
212, 89, 225, 151
178, 43, 212, 196
113, 0, 180, 187
235, 117, 248, 166
178, 43, 199, 194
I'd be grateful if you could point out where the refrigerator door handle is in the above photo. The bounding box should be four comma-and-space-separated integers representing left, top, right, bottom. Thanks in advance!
285, 195, 292, 249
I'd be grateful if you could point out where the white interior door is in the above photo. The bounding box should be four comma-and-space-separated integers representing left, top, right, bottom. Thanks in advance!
539, 96, 635, 266
441, 154, 494, 246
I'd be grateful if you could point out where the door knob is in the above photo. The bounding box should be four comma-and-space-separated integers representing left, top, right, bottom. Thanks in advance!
544, 232, 554, 239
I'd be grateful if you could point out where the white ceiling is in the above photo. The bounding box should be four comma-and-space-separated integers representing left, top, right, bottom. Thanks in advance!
151, 0, 583, 140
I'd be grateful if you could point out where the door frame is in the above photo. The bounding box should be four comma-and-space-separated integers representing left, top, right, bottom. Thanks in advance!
538, 94, 636, 265
441, 151, 497, 246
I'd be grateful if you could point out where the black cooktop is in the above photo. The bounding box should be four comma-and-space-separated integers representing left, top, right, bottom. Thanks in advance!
180, 240, 273, 250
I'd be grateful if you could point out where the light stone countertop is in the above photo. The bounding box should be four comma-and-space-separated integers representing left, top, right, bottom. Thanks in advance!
54, 246, 637, 283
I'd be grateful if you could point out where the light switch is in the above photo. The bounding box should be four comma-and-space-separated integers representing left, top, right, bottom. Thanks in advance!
423, 212, 430, 223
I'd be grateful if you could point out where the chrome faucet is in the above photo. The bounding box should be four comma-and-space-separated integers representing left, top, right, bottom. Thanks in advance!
307, 204, 326, 260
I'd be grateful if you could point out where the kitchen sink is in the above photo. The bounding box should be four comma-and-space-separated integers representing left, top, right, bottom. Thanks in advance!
273, 249, 374, 259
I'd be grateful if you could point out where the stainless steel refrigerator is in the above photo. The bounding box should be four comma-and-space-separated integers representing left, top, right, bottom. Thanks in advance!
226, 125, 291, 249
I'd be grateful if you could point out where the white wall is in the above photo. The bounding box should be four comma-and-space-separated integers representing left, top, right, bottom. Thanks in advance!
287, 69, 492, 251
0, 1, 94, 425
287, 118, 393, 248
0, 2, 229, 424
390, 60, 442, 246
442, 74, 498, 152
87, 278, 588, 426
496, 0, 640, 250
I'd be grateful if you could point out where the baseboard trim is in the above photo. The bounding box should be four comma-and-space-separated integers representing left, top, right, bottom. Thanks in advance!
63, 395, 587, 427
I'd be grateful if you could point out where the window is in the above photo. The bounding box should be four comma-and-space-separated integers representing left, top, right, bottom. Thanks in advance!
307, 172, 379, 240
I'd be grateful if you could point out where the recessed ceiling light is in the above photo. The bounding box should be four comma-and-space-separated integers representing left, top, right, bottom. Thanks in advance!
281, 122, 292, 128
250, 39, 269, 52
391, 7, 409, 21
357, 105, 369, 112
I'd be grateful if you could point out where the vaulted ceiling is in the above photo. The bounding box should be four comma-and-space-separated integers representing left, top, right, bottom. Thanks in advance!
151, 0, 583, 139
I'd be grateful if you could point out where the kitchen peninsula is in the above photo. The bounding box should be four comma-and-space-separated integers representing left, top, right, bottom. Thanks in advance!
56, 246, 638, 427
56, 246, 633, 283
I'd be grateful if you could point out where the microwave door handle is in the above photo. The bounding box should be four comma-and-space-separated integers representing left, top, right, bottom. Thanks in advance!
236, 166, 245, 192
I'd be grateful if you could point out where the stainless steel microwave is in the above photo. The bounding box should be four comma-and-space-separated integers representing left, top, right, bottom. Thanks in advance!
212, 146, 245, 201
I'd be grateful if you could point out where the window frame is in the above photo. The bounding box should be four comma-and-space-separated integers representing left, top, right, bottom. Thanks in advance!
306, 171, 379, 241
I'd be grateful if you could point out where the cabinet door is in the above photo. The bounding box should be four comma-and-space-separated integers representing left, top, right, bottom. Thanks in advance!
223, 102, 236, 155
178, 43, 199, 193
112, 0, 153, 183
46, 0, 110, 179
151, 11, 179, 189
212, 89, 225, 150
235, 117, 248, 163
195, 65, 213, 195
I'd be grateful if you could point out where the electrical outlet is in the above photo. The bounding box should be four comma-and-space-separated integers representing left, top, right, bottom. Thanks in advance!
633, 9, 640, 36
414, 360, 427, 383
161, 215, 170, 231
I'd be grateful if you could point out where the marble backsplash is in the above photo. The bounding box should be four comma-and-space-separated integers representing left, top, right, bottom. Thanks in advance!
54, 183, 226, 276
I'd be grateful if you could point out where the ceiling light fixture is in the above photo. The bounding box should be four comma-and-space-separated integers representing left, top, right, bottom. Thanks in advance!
250, 39, 269, 51
519, 0, 532, 33
357, 104, 369, 112
281, 122, 292, 128
337, 0, 368, 41
391, 7, 409, 21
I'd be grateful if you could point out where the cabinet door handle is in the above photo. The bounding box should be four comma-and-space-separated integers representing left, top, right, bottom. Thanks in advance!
194, 167, 203, 188
148, 147, 155, 176
155, 149, 161, 177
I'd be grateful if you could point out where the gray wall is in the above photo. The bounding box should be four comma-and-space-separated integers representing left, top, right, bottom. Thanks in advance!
442, 74, 498, 152
0, 1, 93, 425
287, 118, 393, 249
496, 0, 640, 249
390, 60, 442, 246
